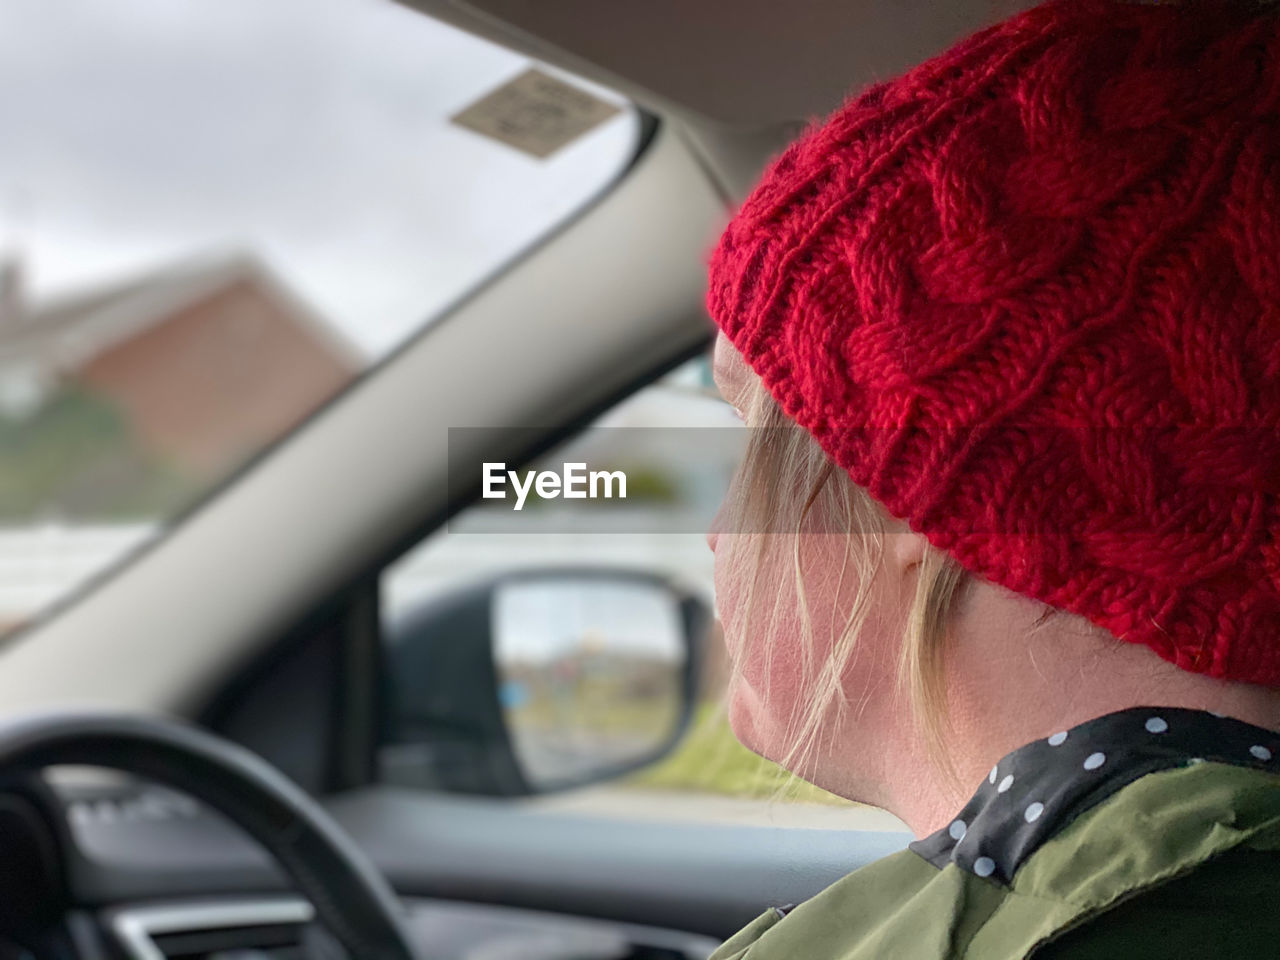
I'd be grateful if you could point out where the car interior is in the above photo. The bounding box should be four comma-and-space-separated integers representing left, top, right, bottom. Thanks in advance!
0, 1, 1042, 958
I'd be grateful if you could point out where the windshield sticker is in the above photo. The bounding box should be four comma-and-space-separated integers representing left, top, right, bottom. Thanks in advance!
451, 67, 622, 159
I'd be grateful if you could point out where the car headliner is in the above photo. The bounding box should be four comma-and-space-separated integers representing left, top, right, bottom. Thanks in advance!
398, 0, 1040, 126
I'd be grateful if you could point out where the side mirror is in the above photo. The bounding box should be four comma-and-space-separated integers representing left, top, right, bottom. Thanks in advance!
379, 569, 709, 796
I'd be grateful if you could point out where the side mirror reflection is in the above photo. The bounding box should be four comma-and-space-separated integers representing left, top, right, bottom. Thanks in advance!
380, 569, 708, 796
493, 577, 686, 789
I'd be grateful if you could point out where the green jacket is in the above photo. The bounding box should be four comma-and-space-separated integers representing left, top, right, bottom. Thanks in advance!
711, 709, 1280, 960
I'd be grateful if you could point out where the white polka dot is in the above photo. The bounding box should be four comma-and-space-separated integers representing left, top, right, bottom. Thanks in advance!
1250, 745, 1272, 761
1047, 731, 1068, 746
1083, 752, 1106, 771
949, 819, 967, 841
997, 774, 1015, 793
988, 765, 998, 785
1024, 802, 1045, 823
1210, 711, 1226, 718
973, 857, 996, 878
1145, 717, 1168, 734
1188, 757, 1206, 766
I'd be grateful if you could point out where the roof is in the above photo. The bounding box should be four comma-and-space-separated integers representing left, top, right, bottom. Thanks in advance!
0, 251, 363, 372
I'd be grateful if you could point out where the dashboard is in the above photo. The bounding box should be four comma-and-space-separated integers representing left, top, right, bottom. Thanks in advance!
107, 897, 717, 960
0, 767, 907, 960
0, 773, 726, 960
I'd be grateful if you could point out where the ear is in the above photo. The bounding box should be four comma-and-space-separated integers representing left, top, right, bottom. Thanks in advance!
884, 520, 930, 580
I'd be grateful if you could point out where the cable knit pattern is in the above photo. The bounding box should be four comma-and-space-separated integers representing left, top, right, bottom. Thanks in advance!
706, 0, 1280, 684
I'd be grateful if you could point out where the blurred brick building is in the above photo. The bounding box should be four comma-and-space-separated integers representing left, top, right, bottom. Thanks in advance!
0, 252, 360, 477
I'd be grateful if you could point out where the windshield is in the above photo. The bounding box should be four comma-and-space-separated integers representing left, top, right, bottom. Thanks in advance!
0, 0, 640, 640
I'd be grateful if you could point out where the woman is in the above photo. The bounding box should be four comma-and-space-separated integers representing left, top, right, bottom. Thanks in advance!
703, 1, 1280, 957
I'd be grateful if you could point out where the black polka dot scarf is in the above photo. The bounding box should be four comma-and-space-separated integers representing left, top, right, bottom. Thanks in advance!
909, 706, 1280, 885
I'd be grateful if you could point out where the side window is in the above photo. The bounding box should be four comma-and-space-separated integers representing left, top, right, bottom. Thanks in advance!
379, 354, 869, 822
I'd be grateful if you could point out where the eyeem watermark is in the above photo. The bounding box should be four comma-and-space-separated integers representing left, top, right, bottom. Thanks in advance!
483, 462, 627, 511
452, 425, 1244, 535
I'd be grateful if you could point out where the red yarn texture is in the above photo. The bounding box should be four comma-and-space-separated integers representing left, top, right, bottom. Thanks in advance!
706, 0, 1280, 685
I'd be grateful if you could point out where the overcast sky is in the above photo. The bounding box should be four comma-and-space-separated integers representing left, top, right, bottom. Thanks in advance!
0, 0, 638, 357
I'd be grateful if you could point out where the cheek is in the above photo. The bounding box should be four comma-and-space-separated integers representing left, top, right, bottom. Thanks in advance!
715, 527, 911, 774
713, 533, 847, 761
726, 625, 810, 762
713, 533, 803, 666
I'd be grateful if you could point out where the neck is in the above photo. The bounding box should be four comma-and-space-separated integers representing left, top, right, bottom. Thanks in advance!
881, 618, 1280, 838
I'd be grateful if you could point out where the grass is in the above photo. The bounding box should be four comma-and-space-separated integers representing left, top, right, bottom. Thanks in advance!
507, 687, 676, 738
628, 701, 854, 805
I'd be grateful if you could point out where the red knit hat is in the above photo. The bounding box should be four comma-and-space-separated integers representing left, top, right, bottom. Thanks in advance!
707, 0, 1280, 685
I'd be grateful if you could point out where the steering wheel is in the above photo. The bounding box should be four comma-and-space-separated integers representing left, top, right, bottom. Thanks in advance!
0, 711, 420, 960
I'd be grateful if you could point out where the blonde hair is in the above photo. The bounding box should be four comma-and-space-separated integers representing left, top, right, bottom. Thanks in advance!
719, 376, 969, 787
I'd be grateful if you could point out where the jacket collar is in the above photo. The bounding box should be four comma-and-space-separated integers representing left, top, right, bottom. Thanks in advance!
909, 706, 1280, 884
